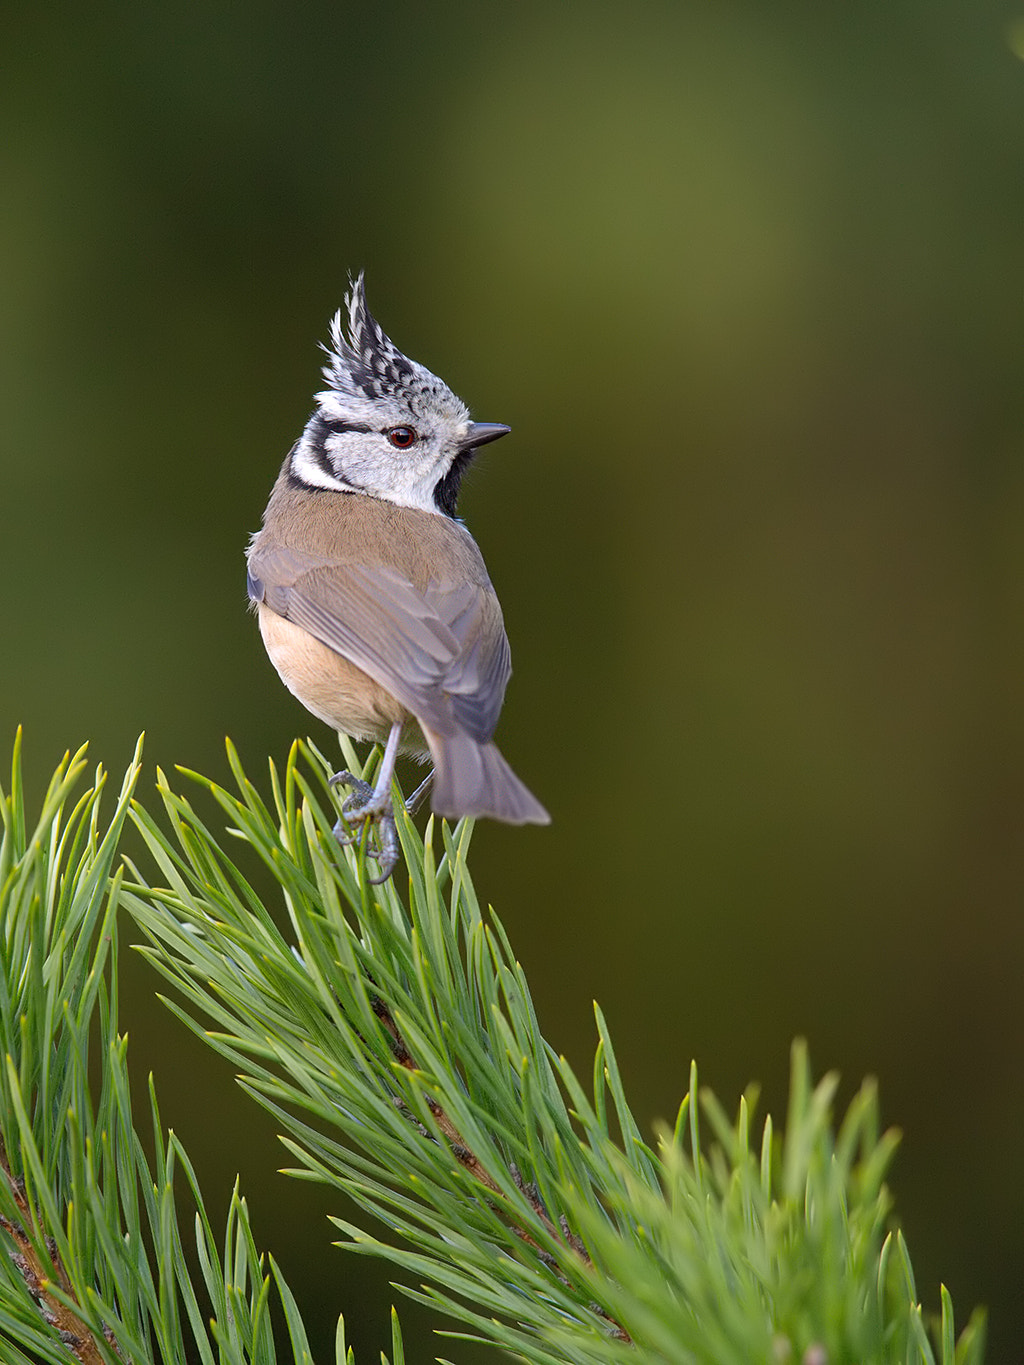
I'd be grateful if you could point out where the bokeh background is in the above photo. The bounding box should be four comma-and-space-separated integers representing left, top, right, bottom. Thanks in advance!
4, 2, 1024, 1359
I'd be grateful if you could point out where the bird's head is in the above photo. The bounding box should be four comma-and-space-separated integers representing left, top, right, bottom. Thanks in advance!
288, 274, 509, 516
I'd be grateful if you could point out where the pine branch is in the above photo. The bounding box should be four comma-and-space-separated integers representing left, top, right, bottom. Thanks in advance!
117, 735, 987, 1365
0, 731, 391, 1365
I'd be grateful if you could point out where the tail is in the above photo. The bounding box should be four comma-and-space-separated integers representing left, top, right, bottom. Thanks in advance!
423, 728, 550, 825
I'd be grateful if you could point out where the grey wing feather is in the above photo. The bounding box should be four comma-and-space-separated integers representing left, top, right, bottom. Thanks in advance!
247, 544, 511, 742
442, 598, 512, 738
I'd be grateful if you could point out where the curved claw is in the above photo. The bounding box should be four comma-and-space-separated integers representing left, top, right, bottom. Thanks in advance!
364, 815, 399, 884
330, 770, 400, 884
331, 813, 399, 881
332, 820, 385, 857
331, 772, 374, 806
331, 770, 393, 819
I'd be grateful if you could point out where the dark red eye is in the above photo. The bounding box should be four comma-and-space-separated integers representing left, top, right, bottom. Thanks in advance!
387, 426, 416, 449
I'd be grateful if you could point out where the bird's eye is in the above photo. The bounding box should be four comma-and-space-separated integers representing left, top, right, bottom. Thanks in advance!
387, 426, 417, 449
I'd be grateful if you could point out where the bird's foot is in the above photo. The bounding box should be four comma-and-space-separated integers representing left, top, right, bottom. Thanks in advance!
330, 770, 399, 884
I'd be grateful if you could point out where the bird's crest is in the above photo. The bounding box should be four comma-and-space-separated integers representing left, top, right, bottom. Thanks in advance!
321, 274, 430, 406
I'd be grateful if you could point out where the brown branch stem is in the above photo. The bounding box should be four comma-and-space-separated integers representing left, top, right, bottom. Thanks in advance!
368, 991, 631, 1344
0, 1138, 112, 1365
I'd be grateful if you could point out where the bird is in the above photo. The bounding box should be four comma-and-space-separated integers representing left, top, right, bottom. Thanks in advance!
246, 275, 549, 881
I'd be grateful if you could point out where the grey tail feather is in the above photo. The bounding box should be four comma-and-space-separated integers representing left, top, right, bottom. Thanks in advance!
423, 729, 550, 826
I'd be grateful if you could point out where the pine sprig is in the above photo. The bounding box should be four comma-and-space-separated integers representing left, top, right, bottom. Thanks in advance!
0, 733, 385, 1365
119, 737, 986, 1365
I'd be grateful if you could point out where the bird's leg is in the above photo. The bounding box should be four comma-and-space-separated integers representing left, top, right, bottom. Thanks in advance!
331, 722, 403, 882
330, 721, 402, 816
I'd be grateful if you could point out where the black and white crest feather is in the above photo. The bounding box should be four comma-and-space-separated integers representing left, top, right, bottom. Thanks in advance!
319, 274, 464, 418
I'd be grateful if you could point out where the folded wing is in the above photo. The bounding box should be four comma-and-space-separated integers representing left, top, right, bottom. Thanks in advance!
246, 544, 511, 743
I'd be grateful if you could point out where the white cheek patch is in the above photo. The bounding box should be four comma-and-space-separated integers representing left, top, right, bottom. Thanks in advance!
385, 469, 446, 515
329, 431, 449, 514
290, 443, 355, 492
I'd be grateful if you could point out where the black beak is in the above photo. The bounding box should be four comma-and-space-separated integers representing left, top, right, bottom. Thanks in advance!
461, 422, 511, 451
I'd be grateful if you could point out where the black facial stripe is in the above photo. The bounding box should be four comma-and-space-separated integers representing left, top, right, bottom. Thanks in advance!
321, 418, 373, 434
286, 433, 338, 484
313, 442, 336, 478
294, 413, 375, 483
433, 449, 475, 517
308, 412, 373, 445
285, 466, 361, 495
288, 422, 365, 494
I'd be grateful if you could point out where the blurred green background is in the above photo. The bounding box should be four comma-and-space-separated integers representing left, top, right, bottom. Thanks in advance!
3, 1, 1024, 1359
